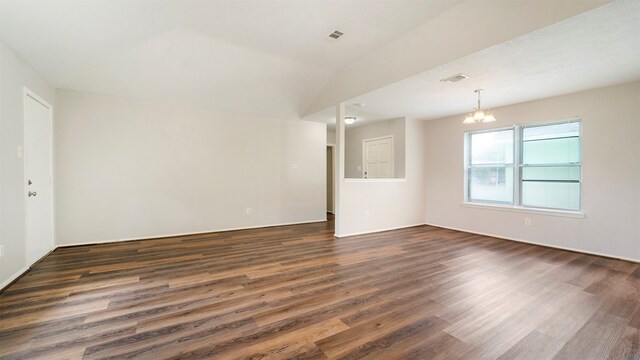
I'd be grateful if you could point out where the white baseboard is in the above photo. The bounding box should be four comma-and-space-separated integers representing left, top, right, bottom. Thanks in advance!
1, 265, 30, 291
57, 218, 329, 247
2, 219, 329, 291
335, 223, 425, 238
424, 222, 640, 263
1, 248, 55, 292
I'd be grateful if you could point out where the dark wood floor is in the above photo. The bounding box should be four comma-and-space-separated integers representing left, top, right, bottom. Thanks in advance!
1, 216, 639, 359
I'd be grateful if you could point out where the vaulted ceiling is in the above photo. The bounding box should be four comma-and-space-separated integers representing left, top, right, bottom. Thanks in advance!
306, 0, 640, 128
0, 0, 460, 118
1, 0, 634, 123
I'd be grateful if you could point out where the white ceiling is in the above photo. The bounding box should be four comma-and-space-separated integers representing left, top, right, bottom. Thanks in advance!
0, 0, 460, 119
306, 0, 640, 129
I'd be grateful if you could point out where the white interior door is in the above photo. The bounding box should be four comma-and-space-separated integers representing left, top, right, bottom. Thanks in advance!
24, 91, 54, 265
363, 136, 393, 179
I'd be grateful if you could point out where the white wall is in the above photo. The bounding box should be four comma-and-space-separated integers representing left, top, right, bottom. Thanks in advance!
345, 118, 405, 179
0, 41, 55, 288
327, 130, 335, 145
55, 89, 326, 245
424, 82, 640, 261
336, 117, 424, 236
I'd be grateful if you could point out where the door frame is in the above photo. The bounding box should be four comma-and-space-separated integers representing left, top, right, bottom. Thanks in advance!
362, 135, 394, 179
23, 87, 55, 265
326, 143, 336, 215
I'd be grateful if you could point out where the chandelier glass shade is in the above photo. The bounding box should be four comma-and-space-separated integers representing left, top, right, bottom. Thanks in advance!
463, 89, 496, 124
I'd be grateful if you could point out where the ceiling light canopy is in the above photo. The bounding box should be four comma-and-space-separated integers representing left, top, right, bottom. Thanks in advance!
345, 116, 357, 125
463, 89, 496, 124
440, 73, 469, 83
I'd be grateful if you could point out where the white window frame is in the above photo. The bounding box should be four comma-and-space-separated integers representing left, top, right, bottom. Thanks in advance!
464, 126, 515, 205
464, 118, 583, 216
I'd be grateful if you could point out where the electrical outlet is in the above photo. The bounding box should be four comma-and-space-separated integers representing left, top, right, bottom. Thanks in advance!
364, 210, 370, 220
0, 244, 4, 257
245, 208, 251, 215
525, 218, 531, 226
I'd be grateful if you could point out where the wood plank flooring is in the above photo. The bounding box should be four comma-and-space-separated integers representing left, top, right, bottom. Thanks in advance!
1, 216, 639, 359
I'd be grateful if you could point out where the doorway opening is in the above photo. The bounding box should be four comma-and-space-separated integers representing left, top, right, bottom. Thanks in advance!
326, 145, 334, 215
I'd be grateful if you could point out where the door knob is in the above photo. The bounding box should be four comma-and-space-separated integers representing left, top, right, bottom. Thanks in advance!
28, 191, 37, 197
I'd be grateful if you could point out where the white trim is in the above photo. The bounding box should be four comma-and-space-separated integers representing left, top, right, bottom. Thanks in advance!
57, 219, 328, 247
344, 178, 406, 183
464, 118, 583, 212
461, 202, 585, 218
360, 134, 395, 142
23, 87, 55, 266
335, 223, 424, 238
0, 266, 30, 291
23, 88, 51, 109
362, 135, 394, 179
424, 222, 639, 263
0, 247, 53, 291
327, 144, 336, 214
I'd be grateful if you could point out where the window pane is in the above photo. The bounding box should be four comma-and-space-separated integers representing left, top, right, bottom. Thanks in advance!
522, 166, 580, 182
522, 137, 580, 164
522, 122, 580, 164
520, 121, 581, 210
469, 167, 513, 203
471, 129, 514, 165
522, 122, 579, 141
522, 182, 580, 210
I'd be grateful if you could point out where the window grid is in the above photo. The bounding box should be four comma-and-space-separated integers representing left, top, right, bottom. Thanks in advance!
466, 127, 515, 205
465, 119, 582, 212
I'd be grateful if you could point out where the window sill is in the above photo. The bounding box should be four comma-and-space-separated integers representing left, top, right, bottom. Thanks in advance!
461, 202, 585, 218
344, 178, 406, 183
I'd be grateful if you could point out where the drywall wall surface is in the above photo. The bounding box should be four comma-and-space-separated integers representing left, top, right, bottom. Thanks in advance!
327, 130, 335, 145
55, 89, 326, 245
423, 81, 640, 261
344, 118, 405, 179
0, 40, 55, 287
337, 118, 424, 236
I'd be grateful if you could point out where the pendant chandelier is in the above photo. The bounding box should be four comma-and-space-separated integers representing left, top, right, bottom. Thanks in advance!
463, 89, 496, 124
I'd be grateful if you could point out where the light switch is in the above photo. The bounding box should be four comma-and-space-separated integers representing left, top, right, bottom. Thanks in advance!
17, 146, 23, 158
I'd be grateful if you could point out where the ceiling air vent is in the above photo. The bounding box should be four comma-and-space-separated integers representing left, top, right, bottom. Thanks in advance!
440, 73, 469, 83
328, 30, 344, 40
